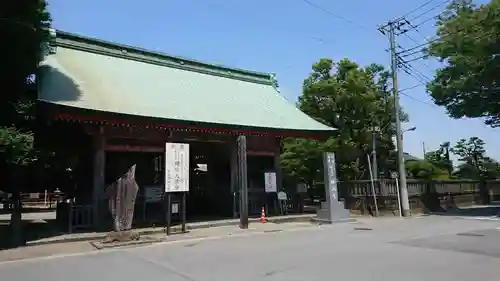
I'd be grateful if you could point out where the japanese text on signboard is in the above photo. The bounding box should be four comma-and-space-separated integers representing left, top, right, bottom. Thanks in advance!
264, 172, 277, 193
165, 143, 190, 193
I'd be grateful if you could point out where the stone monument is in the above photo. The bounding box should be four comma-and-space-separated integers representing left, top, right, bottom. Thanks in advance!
103, 164, 140, 243
315, 152, 350, 223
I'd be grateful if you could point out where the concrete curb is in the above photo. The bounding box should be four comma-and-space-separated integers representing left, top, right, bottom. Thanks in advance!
26, 215, 316, 246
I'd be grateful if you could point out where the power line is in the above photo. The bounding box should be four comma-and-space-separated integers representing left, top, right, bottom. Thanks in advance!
397, 37, 437, 55
394, 0, 450, 36
398, 46, 424, 58
400, 91, 437, 108
386, 13, 436, 96
394, 0, 438, 22
194, 0, 338, 48
297, 1, 440, 112
399, 83, 425, 93
403, 54, 428, 64
396, 56, 436, 109
299, 0, 374, 33
400, 64, 428, 86
401, 0, 451, 35
400, 33, 435, 72
407, 63, 431, 82
399, 28, 498, 67
396, 55, 430, 82
397, 19, 495, 56
407, 0, 451, 22
410, 11, 443, 30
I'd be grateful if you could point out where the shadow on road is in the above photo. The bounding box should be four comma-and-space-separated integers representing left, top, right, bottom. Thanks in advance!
431, 204, 500, 218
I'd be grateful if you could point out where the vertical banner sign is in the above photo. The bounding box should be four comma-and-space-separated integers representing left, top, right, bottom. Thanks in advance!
264, 172, 277, 193
165, 143, 190, 192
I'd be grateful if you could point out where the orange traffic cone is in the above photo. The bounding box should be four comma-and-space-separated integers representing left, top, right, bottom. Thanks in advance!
259, 206, 267, 223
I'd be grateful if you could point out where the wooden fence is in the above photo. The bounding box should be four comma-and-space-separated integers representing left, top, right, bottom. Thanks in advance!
337, 179, 500, 215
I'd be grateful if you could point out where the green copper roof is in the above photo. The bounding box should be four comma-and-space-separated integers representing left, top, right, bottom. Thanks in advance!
38, 30, 334, 133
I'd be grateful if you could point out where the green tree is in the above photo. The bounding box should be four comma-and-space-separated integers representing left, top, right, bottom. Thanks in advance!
406, 159, 441, 180
424, 142, 453, 177
481, 157, 500, 179
454, 156, 500, 179
281, 138, 335, 187
281, 58, 407, 183
450, 137, 500, 179
0, 0, 51, 246
451, 137, 486, 168
425, 0, 500, 127
1, 0, 51, 110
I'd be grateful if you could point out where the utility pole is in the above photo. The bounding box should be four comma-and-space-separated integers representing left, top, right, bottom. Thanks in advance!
422, 142, 426, 156
380, 20, 411, 217
371, 127, 380, 180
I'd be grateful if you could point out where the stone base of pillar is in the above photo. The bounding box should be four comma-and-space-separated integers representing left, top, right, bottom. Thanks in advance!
314, 200, 351, 224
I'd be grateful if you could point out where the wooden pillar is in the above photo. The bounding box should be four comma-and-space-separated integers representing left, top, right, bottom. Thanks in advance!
273, 138, 283, 215
274, 138, 283, 192
236, 135, 248, 229
229, 139, 238, 218
92, 128, 106, 229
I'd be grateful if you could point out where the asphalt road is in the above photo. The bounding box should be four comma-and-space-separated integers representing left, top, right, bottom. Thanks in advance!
1, 216, 499, 281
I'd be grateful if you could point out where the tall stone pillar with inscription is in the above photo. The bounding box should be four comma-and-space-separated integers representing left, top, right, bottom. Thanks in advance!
316, 152, 349, 223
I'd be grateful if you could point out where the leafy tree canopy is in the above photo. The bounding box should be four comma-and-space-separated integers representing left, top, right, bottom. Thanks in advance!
406, 159, 442, 180
0, 1, 51, 178
426, 0, 500, 127
424, 141, 453, 176
451, 136, 500, 179
0, 1, 51, 245
281, 58, 407, 183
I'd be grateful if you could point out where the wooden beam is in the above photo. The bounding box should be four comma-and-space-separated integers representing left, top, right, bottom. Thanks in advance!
87, 125, 232, 144
247, 150, 275, 156
105, 144, 163, 153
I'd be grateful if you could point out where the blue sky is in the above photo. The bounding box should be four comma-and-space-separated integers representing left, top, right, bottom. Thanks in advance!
48, 0, 499, 162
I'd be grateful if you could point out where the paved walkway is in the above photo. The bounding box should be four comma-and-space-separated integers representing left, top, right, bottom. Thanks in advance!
27, 214, 315, 246
0, 216, 499, 281
0, 221, 316, 263
0, 241, 96, 263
